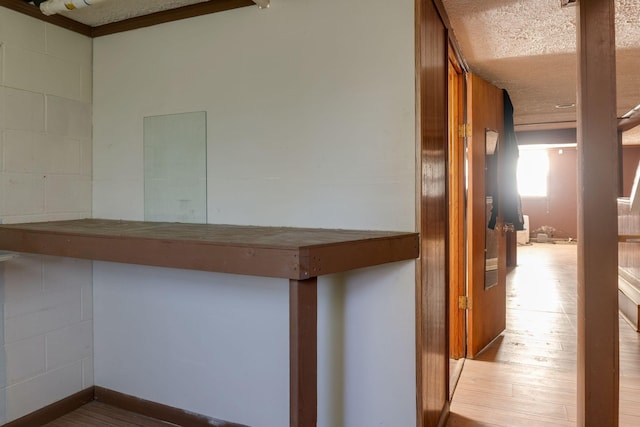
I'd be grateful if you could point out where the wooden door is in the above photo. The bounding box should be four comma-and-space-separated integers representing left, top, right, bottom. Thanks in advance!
466, 73, 507, 358
448, 47, 466, 360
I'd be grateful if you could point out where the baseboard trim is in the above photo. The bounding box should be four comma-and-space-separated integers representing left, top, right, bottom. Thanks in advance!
94, 386, 248, 427
2, 387, 94, 427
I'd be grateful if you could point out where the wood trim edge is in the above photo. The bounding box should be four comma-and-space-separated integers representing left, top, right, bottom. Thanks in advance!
0, 386, 248, 427
619, 266, 640, 288
415, 1, 449, 425
436, 400, 451, 427
414, 0, 424, 424
0, 0, 91, 36
1, 387, 94, 427
0, 0, 253, 38
94, 386, 248, 427
91, 0, 255, 37
432, 0, 469, 72
619, 114, 640, 133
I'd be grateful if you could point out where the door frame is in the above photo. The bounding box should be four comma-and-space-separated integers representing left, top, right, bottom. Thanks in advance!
448, 44, 467, 361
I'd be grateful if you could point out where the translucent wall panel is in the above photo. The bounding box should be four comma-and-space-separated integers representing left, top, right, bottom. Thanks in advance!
144, 112, 207, 223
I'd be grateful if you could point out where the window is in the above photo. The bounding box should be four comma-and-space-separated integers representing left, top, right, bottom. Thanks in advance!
518, 147, 549, 197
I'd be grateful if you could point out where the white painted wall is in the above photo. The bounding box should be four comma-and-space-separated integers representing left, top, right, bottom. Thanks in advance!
0, 7, 93, 423
93, 1, 415, 426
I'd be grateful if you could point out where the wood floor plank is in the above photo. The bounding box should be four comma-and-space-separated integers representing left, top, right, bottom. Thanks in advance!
511, 383, 576, 406
448, 401, 575, 427
620, 413, 640, 427
452, 388, 570, 420
457, 363, 575, 388
446, 412, 502, 427
448, 243, 640, 427
43, 402, 178, 427
452, 377, 513, 397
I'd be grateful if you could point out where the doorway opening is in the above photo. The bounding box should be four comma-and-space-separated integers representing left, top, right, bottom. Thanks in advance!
447, 45, 466, 397
448, 72, 515, 398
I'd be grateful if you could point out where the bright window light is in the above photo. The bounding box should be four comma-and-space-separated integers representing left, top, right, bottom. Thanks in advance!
518, 148, 549, 197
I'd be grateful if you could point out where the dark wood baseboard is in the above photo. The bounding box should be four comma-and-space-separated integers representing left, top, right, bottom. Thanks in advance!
0, 386, 247, 427
2, 387, 94, 427
94, 386, 248, 427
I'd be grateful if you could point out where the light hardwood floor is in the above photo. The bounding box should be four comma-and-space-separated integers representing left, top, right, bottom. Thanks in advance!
448, 242, 640, 427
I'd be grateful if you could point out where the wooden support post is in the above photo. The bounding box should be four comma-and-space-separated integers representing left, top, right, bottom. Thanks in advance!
576, 0, 619, 425
289, 277, 317, 427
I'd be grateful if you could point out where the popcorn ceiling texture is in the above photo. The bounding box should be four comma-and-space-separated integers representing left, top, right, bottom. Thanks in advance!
441, 0, 577, 60
48, 0, 640, 127
441, 0, 640, 125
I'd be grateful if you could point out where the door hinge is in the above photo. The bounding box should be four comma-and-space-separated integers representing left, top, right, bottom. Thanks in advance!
458, 296, 470, 310
458, 123, 470, 138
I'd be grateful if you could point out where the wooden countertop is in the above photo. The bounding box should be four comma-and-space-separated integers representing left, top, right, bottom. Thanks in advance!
0, 219, 419, 280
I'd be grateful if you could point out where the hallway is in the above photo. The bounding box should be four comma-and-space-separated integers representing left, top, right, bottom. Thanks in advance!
447, 243, 640, 426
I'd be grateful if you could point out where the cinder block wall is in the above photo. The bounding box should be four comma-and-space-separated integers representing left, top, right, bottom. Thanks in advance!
0, 7, 93, 423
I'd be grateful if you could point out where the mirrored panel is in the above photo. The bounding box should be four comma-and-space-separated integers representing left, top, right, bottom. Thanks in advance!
485, 128, 499, 289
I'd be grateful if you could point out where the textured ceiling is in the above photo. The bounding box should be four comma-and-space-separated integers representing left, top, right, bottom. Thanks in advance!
56, 0, 210, 26
441, 0, 640, 128
37, 0, 640, 131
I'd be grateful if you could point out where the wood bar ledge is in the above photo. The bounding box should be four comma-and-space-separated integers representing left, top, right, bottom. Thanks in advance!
0, 219, 418, 280
0, 219, 419, 427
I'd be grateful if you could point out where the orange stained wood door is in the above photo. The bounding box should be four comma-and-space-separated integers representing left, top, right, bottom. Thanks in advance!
448, 46, 466, 360
466, 73, 507, 358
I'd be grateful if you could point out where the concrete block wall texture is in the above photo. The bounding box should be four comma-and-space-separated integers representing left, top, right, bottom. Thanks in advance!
0, 7, 93, 423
